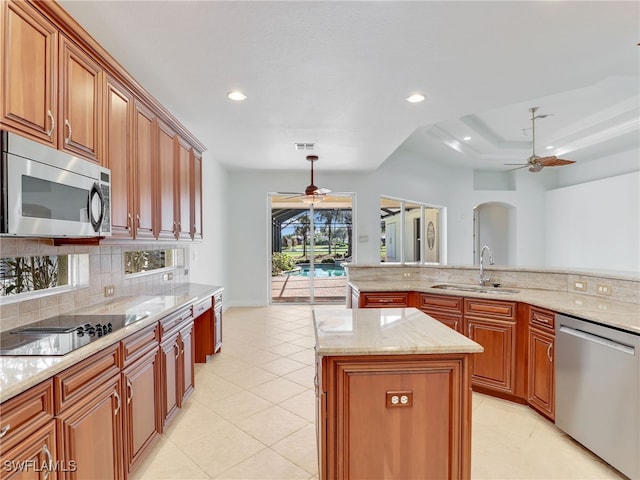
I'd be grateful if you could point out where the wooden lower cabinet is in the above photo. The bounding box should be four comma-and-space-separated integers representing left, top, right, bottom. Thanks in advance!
160, 319, 194, 429
0, 421, 57, 480
122, 348, 161, 475
160, 332, 181, 429
416, 293, 464, 333
56, 375, 123, 480
527, 306, 555, 421
319, 354, 472, 480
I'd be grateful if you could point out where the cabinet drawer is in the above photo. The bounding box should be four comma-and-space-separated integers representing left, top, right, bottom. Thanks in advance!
192, 297, 212, 318
159, 307, 193, 339
0, 380, 53, 448
418, 293, 463, 314
54, 343, 121, 414
464, 298, 516, 320
360, 292, 409, 308
121, 323, 159, 367
213, 293, 223, 307
529, 306, 555, 331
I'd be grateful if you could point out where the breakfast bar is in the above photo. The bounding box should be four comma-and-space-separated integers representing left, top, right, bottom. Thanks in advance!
314, 307, 483, 480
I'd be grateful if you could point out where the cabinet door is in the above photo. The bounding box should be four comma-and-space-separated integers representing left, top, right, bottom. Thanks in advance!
157, 120, 177, 240
56, 376, 123, 480
133, 100, 156, 239
424, 311, 462, 333
160, 334, 180, 429
322, 356, 471, 480
58, 35, 102, 162
180, 322, 195, 403
527, 327, 555, 420
176, 138, 192, 240
191, 150, 203, 240
122, 349, 161, 475
104, 77, 133, 239
0, 421, 57, 480
1, 0, 58, 145
467, 317, 516, 394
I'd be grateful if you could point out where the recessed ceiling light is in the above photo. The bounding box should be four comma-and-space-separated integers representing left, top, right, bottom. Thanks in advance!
463, 136, 471, 141
227, 91, 247, 101
546, 145, 554, 150
406, 94, 425, 103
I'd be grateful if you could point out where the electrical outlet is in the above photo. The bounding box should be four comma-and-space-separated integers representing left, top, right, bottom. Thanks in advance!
104, 285, 115, 297
573, 280, 587, 291
162, 272, 174, 281
596, 284, 611, 295
402, 272, 414, 279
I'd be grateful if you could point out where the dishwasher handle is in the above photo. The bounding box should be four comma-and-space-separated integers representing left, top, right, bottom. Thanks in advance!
559, 325, 636, 355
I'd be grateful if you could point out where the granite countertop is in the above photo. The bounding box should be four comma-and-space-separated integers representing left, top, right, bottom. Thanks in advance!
349, 280, 640, 334
314, 308, 483, 356
0, 283, 223, 403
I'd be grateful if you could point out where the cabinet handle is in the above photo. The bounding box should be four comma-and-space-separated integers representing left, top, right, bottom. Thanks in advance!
174, 343, 180, 358
114, 390, 121, 416
127, 380, 133, 404
46, 110, 55, 137
547, 343, 553, 362
468, 324, 472, 337
64, 119, 72, 144
127, 213, 132, 230
42, 444, 52, 480
0, 424, 10, 438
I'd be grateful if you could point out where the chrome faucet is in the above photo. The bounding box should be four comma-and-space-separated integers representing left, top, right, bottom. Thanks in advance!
479, 245, 494, 286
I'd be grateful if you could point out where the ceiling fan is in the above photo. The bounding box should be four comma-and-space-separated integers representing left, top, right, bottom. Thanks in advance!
281, 155, 331, 204
505, 107, 576, 172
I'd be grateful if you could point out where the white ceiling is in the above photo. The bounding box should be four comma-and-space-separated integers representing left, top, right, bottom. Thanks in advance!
60, 1, 639, 172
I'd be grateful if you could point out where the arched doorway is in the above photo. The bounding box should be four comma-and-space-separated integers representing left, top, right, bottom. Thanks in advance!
473, 202, 515, 265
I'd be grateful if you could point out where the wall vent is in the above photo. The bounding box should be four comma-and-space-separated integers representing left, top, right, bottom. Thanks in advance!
294, 142, 315, 150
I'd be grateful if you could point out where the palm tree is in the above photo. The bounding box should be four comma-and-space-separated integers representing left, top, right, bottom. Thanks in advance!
317, 209, 339, 255
294, 214, 310, 258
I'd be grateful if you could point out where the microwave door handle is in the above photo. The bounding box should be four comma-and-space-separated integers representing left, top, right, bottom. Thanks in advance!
88, 182, 104, 232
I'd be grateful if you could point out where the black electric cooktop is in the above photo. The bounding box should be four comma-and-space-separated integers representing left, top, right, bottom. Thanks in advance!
0, 313, 148, 356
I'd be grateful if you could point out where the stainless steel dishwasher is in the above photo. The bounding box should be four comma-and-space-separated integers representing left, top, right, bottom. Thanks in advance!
556, 313, 639, 479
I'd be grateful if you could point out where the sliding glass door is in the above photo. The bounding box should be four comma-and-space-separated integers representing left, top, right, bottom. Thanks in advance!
270, 194, 353, 304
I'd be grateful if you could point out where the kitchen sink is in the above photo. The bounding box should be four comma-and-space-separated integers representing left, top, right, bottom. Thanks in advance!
431, 284, 520, 294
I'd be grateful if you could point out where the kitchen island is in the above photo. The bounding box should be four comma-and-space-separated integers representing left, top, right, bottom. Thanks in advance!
314, 307, 483, 480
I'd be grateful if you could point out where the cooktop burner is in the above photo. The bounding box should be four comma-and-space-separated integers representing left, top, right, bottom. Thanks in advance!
0, 313, 149, 356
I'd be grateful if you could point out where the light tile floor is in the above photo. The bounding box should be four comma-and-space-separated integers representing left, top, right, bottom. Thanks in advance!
131, 305, 625, 480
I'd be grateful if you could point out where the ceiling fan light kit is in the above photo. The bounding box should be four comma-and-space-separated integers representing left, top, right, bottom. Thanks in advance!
505, 107, 577, 173
281, 155, 332, 205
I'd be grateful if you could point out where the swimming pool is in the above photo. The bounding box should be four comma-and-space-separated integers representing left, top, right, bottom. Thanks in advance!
292, 264, 346, 277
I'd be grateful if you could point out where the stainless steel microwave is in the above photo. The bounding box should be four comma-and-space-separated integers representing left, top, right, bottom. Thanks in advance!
0, 131, 111, 238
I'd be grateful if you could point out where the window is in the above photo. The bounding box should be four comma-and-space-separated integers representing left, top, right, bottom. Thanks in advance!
124, 249, 183, 276
0, 254, 88, 299
380, 196, 444, 264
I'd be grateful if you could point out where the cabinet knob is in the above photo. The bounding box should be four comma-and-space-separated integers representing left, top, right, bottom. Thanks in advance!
46, 110, 55, 137
64, 119, 72, 144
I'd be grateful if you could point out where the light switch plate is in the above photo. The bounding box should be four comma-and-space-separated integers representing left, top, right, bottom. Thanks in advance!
573, 280, 587, 291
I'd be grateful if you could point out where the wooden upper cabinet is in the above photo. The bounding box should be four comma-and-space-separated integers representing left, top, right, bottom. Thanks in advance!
1, 0, 58, 145
157, 119, 177, 240
104, 77, 133, 239
191, 150, 203, 240
133, 100, 156, 240
176, 138, 192, 240
58, 35, 102, 162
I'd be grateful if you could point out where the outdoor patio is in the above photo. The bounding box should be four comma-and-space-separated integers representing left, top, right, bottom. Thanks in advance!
271, 274, 347, 304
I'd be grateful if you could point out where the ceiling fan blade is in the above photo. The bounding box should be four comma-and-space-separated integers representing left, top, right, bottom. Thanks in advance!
315, 188, 331, 195
504, 163, 528, 166
506, 165, 528, 172
537, 156, 576, 167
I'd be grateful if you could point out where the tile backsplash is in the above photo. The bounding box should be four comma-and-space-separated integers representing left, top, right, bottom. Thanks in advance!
0, 238, 190, 332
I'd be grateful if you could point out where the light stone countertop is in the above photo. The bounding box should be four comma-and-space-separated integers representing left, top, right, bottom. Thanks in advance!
314, 307, 483, 356
0, 283, 222, 403
349, 281, 640, 334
